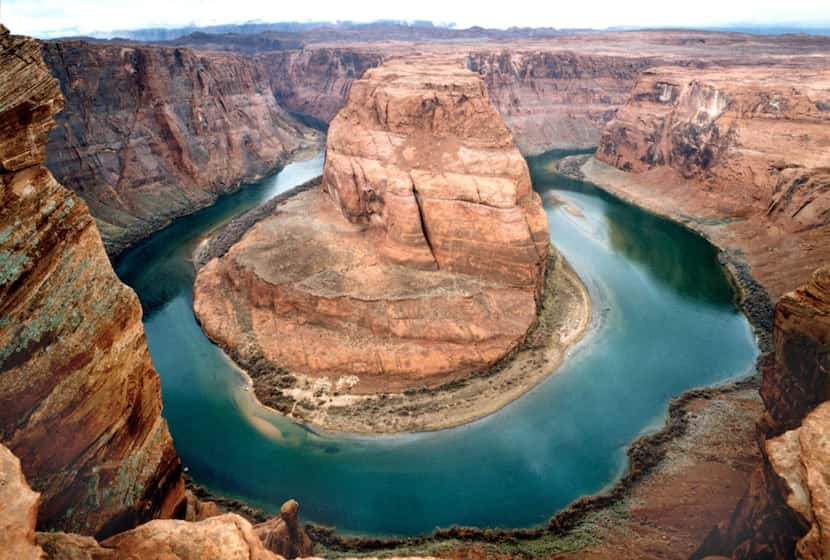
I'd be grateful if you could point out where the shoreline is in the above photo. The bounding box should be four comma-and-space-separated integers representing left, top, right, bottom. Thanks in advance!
185, 152, 771, 557
553, 154, 774, 351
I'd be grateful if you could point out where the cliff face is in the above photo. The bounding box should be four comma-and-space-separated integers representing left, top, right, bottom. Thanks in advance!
194, 61, 549, 392
695, 266, 830, 559
467, 50, 654, 154
0, 26, 185, 538
255, 47, 384, 124
591, 66, 830, 296
41, 40, 321, 255
256, 46, 651, 155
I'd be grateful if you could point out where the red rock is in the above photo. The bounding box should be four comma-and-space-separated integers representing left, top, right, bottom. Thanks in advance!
594, 66, 830, 296
194, 60, 549, 391
41, 40, 321, 255
0, 443, 42, 560
0, 25, 185, 538
254, 499, 313, 559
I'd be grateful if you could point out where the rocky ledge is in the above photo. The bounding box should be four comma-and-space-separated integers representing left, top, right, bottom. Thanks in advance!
0, 25, 185, 538
192, 60, 588, 431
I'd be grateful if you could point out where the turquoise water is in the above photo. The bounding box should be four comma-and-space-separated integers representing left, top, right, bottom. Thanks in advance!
115, 150, 758, 536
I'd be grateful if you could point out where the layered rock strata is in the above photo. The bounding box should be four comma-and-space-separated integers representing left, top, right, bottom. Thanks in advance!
194, 61, 550, 393
41, 40, 321, 255
256, 48, 384, 124
467, 50, 654, 154
0, 25, 185, 538
593, 65, 830, 296
693, 266, 830, 559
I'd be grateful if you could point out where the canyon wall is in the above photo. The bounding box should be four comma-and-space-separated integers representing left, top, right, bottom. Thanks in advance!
0, 25, 185, 538
41, 40, 321, 255
256, 47, 385, 125
591, 65, 830, 296
695, 265, 830, 559
254, 45, 652, 155
467, 50, 654, 154
194, 60, 550, 393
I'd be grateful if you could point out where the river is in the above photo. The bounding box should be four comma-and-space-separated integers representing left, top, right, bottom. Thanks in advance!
115, 150, 758, 536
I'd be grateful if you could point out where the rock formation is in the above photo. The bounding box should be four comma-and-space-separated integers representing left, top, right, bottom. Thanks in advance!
693, 265, 830, 559
41, 39, 321, 255
594, 65, 830, 296
0, 444, 41, 560
0, 25, 185, 538
194, 60, 549, 393
254, 499, 314, 558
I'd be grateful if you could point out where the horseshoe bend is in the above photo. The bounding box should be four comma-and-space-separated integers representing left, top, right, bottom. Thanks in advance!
3, 10, 830, 560
192, 60, 590, 432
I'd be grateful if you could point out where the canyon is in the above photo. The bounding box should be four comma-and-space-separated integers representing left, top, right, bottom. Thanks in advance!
2, 17, 830, 560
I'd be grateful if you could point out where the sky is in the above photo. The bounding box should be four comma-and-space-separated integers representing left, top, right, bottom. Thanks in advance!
4, 0, 830, 38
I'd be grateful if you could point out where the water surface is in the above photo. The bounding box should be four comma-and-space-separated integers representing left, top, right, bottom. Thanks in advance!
116, 150, 757, 536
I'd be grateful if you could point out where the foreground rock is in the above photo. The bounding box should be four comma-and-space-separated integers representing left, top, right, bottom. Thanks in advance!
194, 60, 551, 399
41, 39, 321, 255
693, 266, 830, 559
255, 499, 314, 558
0, 444, 41, 560
593, 65, 830, 297
0, 25, 185, 538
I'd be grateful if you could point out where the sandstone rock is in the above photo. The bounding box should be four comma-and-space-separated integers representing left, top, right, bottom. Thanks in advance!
467, 50, 653, 154
194, 61, 549, 391
96, 514, 283, 560
595, 66, 830, 296
693, 266, 830, 559
41, 39, 321, 255
254, 499, 313, 559
322, 60, 549, 293
256, 47, 384, 123
0, 25, 185, 538
761, 265, 830, 434
0, 443, 42, 560
184, 490, 223, 522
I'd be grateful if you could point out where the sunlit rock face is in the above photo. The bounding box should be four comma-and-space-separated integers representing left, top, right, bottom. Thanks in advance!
194, 60, 550, 392
40, 39, 321, 255
596, 65, 830, 296
0, 25, 185, 538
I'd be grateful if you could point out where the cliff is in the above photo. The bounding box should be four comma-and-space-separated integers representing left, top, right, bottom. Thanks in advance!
694, 266, 830, 559
593, 65, 830, 296
41, 39, 321, 255
255, 47, 384, 124
193, 60, 551, 398
0, 25, 185, 538
467, 50, 654, 154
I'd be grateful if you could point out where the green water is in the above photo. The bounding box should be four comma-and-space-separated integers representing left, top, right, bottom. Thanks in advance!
115, 150, 758, 536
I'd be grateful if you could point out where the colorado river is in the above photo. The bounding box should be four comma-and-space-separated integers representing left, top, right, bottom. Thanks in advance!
115, 150, 758, 536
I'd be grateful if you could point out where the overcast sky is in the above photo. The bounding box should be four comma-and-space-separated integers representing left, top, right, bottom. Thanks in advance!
4, 0, 830, 38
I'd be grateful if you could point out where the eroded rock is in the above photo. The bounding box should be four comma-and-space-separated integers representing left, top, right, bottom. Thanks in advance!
0, 25, 185, 538
194, 60, 550, 393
